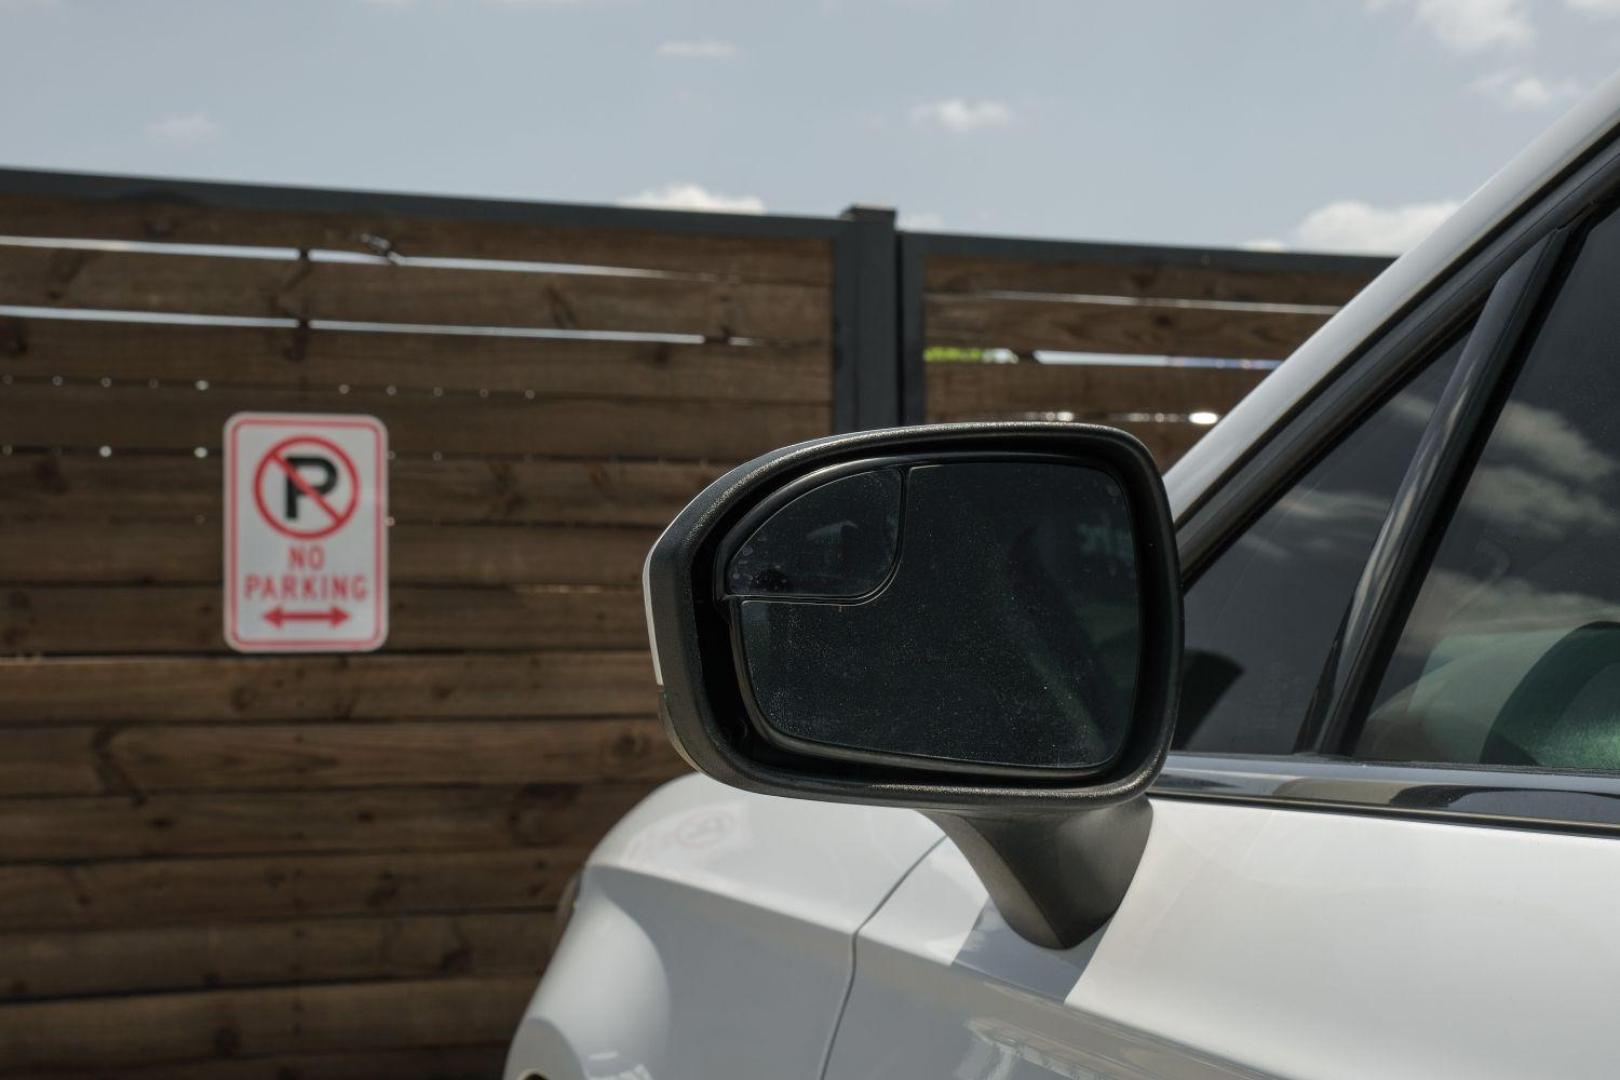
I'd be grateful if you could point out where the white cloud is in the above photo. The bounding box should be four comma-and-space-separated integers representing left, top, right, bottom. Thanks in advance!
910, 98, 1014, 134
1568, 0, 1620, 14
1249, 199, 1460, 254
1466, 464, 1620, 538
145, 112, 221, 147
618, 183, 765, 214
1287, 198, 1461, 254
1472, 70, 1582, 110
657, 39, 738, 59
1492, 400, 1619, 483
1370, 0, 1534, 51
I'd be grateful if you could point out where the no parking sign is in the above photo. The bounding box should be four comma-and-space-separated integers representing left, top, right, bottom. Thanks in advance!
224, 413, 389, 653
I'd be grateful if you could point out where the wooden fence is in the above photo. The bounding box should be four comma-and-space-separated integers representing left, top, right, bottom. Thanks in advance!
0, 170, 1385, 1079
906, 232, 1387, 463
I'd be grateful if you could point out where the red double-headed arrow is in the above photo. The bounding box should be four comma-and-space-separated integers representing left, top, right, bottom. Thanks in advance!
264, 605, 351, 628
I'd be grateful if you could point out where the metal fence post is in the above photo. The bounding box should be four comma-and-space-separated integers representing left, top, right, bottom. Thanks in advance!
897, 231, 928, 425
832, 205, 901, 431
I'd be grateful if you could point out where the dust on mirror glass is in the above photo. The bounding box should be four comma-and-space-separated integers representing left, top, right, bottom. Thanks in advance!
728, 461, 1141, 773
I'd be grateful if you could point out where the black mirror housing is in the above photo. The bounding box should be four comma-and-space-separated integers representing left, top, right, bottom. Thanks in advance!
644, 423, 1182, 948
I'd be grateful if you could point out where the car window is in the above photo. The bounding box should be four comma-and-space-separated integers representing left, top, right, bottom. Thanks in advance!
1175, 336, 1466, 754
1356, 205, 1620, 770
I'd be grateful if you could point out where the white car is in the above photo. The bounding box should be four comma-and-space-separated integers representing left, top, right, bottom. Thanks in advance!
507, 75, 1620, 1080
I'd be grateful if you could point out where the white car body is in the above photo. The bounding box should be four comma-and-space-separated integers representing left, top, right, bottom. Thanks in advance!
507, 74, 1620, 1080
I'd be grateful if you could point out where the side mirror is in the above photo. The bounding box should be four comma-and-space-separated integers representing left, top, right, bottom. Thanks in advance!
644, 423, 1181, 948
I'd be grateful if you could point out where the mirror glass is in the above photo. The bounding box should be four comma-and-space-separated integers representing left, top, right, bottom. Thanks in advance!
726, 469, 901, 598
724, 460, 1142, 773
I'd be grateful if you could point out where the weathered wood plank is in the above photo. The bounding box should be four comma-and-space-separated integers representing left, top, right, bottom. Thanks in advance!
1107, 422, 1209, 470
0, 782, 656, 860
0, 191, 834, 284
0, 316, 830, 402
923, 293, 1329, 360
1, 911, 548, 1001
7, 1043, 511, 1080
0, 245, 830, 340
1, 718, 684, 796
0, 584, 645, 653
926, 361, 1269, 421
0, 454, 727, 526
348, 522, 661, 587
0, 846, 586, 932
99, 718, 685, 793
3, 520, 661, 586
0, 728, 100, 796
0, 383, 825, 460
924, 371, 1212, 466
924, 252, 1383, 306
27, 1044, 513, 1080
0, 651, 656, 723
0, 974, 536, 1072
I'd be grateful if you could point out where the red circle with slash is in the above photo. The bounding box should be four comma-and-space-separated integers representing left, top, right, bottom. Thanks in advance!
252, 435, 361, 541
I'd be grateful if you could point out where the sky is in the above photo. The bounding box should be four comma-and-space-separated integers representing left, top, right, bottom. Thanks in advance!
2, 0, 1619, 254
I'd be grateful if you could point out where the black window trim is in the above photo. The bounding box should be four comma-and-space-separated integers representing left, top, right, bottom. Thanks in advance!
1156, 754, 1620, 839
1157, 121, 1620, 838
1310, 228, 1574, 754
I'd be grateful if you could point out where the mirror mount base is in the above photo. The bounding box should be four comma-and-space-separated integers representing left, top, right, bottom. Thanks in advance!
926, 798, 1153, 950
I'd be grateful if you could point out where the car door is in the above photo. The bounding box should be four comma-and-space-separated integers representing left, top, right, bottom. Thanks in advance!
823, 181, 1620, 1079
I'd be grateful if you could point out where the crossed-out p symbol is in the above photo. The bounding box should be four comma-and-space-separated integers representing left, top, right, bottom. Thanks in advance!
252, 435, 361, 541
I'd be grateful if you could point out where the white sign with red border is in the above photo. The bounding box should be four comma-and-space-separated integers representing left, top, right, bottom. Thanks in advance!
224, 413, 389, 653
